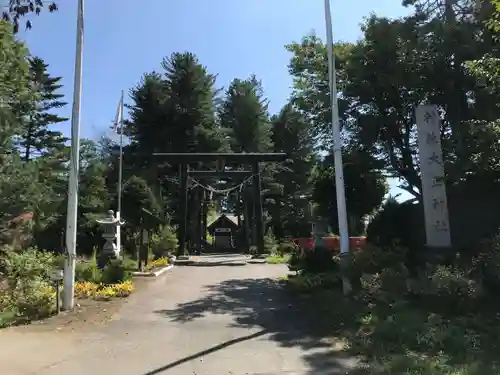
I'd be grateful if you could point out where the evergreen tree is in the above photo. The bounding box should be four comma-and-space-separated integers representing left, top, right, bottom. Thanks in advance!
219, 75, 272, 153
20, 57, 67, 161
0, 20, 32, 151
125, 52, 227, 238
270, 104, 315, 237
162, 52, 227, 154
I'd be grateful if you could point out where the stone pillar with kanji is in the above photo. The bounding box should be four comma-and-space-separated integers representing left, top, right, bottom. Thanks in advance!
416, 105, 452, 259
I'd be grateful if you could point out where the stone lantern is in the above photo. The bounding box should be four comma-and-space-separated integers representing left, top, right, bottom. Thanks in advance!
96, 210, 122, 268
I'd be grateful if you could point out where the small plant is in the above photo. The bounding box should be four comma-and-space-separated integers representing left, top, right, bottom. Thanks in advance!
94, 285, 117, 301
121, 256, 138, 271
75, 261, 101, 283
286, 272, 340, 292
264, 229, 278, 254
151, 225, 178, 258
302, 246, 338, 274
277, 241, 298, 256
0, 247, 58, 326
74, 281, 99, 298
249, 246, 258, 256
101, 259, 132, 284
146, 257, 169, 270
266, 254, 290, 264
111, 280, 134, 297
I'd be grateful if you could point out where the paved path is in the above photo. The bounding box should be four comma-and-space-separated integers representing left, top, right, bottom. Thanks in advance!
0, 263, 357, 375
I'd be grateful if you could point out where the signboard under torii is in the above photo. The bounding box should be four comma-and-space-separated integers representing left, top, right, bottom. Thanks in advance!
416, 104, 451, 248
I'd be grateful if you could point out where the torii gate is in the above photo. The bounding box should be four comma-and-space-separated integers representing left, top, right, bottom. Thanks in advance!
153, 153, 287, 256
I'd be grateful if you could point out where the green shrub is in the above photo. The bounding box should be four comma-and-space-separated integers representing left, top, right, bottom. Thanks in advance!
9, 279, 56, 320
288, 246, 303, 269
277, 241, 298, 256
416, 265, 482, 312
366, 198, 423, 249
352, 244, 408, 275
302, 247, 338, 274
249, 246, 258, 255
469, 232, 500, 293
206, 232, 214, 245
52, 253, 65, 269
266, 254, 290, 264
121, 256, 138, 271
287, 272, 340, 292
75, 261, 101, 283
0, 247, 57, 327
0, 247, 55, 284
151, 225, 178, 258
264, 229, 277, 254
101, 259, 132, 284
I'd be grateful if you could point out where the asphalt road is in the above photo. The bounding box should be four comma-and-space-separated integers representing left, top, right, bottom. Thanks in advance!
0, 262, 357, 375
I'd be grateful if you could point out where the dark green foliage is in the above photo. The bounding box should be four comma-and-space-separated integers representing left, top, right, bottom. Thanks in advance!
0, 248, 56, 327
75, 262, 101, 283
303, 247, 339, 274
263, 229, 277, 254
124, 52, 227, 236
220, 75, 272, 153
312, 150, 387, 235
20, 57, 67, 161
277, 241, 298, 256
151, 225, 178, 258
288, 245, 338, 274
101, 259, 132, 285
268, 104, 315, 239
121, 176, 160, 226
366, 197, 419, 247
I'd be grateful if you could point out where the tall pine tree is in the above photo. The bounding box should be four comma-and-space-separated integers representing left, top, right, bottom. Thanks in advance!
219, 75, 272, 153
125, 52, 227, 231
162, 52, 227, 154
219, 75, 274, 237
20, 57, 67, 161
270, 103, 315, 237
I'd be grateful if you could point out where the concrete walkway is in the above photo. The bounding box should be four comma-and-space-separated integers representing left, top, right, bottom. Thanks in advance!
0, 263, 357, 375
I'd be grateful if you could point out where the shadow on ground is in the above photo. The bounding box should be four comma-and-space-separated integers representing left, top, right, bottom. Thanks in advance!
153, 277, 357, 374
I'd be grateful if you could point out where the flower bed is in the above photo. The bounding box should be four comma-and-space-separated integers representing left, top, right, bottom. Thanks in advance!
144, 257, 169, 271
74, 280, 134, 301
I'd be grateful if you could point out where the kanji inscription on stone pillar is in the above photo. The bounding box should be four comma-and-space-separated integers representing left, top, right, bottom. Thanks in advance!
416, 105, 451, 248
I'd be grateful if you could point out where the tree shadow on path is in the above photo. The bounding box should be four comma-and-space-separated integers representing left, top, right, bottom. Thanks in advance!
153, 277, 359, 374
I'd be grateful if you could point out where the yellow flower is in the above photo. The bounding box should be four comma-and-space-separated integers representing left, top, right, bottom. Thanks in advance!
148, 257, 169, 269
110, 280, 134, 297
94, 286, 117, 300
74, 280, 134, 300
74, 281, 99, 298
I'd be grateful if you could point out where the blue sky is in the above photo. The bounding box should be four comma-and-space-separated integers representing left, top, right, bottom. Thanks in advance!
14, 0, 413, 201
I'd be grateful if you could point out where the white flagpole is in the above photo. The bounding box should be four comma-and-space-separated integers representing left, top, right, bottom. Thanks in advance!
324, 0, 351, 294
116, 90, 124, 254
63, 0, 84, 311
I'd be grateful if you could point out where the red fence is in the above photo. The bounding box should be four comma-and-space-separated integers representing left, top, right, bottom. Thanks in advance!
291, 236, 367, 251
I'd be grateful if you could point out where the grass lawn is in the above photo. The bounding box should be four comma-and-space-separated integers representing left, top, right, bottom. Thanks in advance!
297, 286, 500, 375
266, 254, 291, 264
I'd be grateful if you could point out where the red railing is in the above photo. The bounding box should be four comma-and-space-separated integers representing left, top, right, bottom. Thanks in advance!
291, 236, 367, 251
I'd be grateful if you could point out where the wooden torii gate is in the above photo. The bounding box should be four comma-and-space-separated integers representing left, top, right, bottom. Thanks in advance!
153, 153, 287, 255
